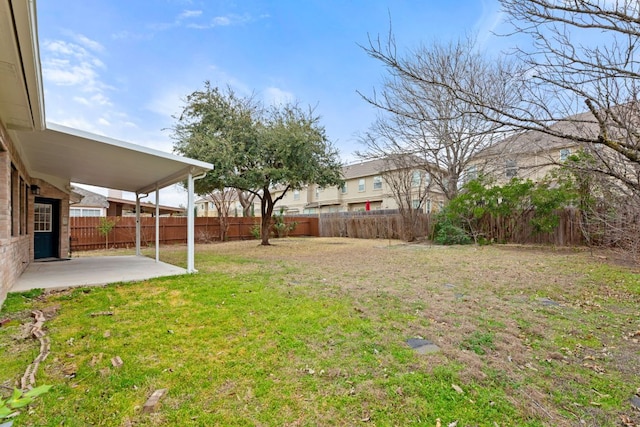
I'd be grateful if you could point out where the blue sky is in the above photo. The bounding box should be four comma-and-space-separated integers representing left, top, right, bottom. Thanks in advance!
36, 0, 507, 205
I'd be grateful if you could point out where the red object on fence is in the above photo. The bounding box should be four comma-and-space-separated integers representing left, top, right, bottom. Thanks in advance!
365, 200, 371, 211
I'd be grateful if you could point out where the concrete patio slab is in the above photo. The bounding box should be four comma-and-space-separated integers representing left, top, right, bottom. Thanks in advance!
11, 256, 187, 292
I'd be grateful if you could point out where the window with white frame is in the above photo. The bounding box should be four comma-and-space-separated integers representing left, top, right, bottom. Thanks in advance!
426, 199, 432, 213
560, 148, 571, 161
34, 203, 52, 232
70, 208, 102, 217
293, 190, 300, 201
412, 199, 420, 209
340, 183, 347, 194
373, 175, 382, 190
358, 178, 365, 192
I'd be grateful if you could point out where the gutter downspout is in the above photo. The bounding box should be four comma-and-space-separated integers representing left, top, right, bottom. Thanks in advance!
187, 171, 207, 273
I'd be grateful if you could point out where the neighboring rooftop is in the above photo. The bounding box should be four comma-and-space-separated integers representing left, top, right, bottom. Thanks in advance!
71, 186, 185, 215
475, 110, 602, 158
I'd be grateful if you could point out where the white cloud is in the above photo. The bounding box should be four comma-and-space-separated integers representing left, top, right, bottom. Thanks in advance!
72, 33, 105, 52
145, 86, 190, 118
98, 117, 111, 126
90, 93, 112, 106
474, 0, 506, 49
186, 13, 267, 30
73, 96, 91, 106
178, 10, 202, 20
263, 87, 294, 105
42, 39, 111, 96
110, 30, 152, 41
212, 16, 232, 26
50, 117, 105, 135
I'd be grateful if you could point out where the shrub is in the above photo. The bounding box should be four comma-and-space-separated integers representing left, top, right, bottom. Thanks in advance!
433, 216, 472, 245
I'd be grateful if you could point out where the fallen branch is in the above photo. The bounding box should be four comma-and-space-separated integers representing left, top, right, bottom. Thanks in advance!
20, 310, 51, 390
90, 311, 113, 317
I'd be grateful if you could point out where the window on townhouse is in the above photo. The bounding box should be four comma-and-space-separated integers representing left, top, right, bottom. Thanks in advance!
411, 170, 421, 187
505, 159, 518, 178
465, 165, 478, 182
412, 199, 420, 209
293, 190, 300, 201
373, 176, 382, 190
315, 186, 323, 199
426, 199, 432, 213
340, 183, 347, 194
560, 148, 571, 161
358, 178, 365, 192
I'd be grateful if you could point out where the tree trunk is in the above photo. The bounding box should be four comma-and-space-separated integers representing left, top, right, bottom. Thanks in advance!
237, 189, 255, 217
260, 189, 274, 245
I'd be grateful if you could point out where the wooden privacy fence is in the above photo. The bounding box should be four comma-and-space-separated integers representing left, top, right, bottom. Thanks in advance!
319, 211, 432, 240
70, 216, 319, 251
319, 208, 586, 245
476, 208, 584, 245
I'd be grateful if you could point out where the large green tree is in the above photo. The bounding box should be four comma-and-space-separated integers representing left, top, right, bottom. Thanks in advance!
172, 82, 343, 245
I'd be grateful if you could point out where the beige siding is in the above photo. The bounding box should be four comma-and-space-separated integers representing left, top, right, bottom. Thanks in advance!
272, 160, 445, 214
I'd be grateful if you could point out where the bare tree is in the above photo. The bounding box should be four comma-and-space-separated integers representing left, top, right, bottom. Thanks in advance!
205, 188, 237, 241
359, 35, 516, 200
379, 155, 436, 241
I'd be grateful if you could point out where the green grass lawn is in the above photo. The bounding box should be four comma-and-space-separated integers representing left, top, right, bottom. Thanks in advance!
1, 238, 639, 426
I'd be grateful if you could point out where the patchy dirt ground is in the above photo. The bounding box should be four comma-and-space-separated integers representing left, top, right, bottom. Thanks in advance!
182, 237, 640, 426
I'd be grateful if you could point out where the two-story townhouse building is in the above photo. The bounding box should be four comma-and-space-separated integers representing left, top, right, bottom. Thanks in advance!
465, 111, 623, 185
274, 158, 446, 214
195, 194, 260, 217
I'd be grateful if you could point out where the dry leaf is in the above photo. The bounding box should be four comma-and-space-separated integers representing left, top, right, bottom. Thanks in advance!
436, 418, 441, 427
451, 383, 464, 394
620, 415, 636, 427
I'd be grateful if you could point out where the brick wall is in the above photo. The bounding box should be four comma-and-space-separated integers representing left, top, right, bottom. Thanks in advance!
0, 122, 32, 305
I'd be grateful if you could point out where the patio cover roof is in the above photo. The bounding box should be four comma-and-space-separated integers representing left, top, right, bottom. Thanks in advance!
16, 123, 211, 194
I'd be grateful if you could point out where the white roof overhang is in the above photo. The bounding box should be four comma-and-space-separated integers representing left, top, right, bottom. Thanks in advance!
14, 123, 212, 194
